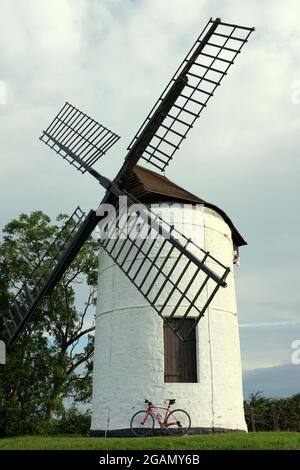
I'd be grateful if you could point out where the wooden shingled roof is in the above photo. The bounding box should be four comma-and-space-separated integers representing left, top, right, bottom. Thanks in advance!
124, 165, 246, 247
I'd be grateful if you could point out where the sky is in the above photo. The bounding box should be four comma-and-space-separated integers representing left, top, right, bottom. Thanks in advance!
0, 0, 299, 398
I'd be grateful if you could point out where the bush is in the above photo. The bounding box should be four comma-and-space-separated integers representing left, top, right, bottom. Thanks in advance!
52, 407, 91, 436
244, 392, 300, 432
0, 403, 51, 437
0, 403, 91, 437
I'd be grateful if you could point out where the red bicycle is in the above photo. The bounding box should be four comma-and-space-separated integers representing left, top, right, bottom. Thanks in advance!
130, 398, 191, 437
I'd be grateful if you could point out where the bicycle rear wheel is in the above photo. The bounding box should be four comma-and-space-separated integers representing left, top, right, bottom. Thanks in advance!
165, 409, 191, 436
130, 410, 154, 437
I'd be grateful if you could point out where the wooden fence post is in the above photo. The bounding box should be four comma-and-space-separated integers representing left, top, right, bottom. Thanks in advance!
250, 407, 256, 432
271, 403, 280, 431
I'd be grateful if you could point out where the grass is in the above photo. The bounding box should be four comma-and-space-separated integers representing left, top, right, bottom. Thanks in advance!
0, 432, 299, 450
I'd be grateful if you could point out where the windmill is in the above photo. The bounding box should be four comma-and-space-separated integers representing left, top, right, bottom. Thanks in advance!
1, 17, 254, 435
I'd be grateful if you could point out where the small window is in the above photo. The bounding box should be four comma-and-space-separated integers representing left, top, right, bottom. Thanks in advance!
164, 319, 197, 383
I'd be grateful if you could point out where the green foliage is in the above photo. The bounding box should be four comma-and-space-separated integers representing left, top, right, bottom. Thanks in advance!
274, 394, 300, 431
52, 406, 91, 436
0, 211, 98, 437
244, 392, 300, 432
0, 333, 53, 436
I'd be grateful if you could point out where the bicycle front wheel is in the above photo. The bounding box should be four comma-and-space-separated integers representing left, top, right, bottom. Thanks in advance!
130, 410, 154, 437
165, 409, 191, 436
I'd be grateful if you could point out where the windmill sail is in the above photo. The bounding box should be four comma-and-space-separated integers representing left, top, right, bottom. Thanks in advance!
40, 102, 120, 174
124, 18, 254, 173
2, 207, 99, 345
98, 190, 230, 340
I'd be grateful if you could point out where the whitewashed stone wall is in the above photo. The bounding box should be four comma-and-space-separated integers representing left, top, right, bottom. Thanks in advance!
91, 203, 246, 433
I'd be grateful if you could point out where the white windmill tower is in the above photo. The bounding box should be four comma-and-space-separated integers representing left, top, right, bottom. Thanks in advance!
91, 164, 247, 435
2, 17, 254, 436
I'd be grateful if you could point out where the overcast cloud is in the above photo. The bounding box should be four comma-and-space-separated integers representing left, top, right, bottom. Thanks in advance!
0, 0, 299, 396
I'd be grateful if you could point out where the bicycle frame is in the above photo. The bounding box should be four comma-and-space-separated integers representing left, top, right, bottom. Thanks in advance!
144, 402, 176, 428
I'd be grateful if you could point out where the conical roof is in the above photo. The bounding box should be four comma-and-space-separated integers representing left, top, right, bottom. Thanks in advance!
124, 165, 246, 247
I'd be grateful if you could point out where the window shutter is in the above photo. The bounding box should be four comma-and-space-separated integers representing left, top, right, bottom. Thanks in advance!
164, 319, 197, 383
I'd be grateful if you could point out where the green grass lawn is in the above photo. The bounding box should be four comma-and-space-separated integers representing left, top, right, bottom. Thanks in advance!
0, 432, 299, 450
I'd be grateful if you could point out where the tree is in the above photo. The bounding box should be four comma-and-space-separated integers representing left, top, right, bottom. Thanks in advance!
0, 211, 98, 435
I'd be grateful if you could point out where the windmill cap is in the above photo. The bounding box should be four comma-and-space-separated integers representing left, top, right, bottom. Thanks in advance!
124, 165, 247, 247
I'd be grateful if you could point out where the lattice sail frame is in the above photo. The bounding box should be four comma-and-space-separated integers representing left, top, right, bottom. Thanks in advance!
40, 102, 120, 173
126, 18, 254, 171
2, 207, 88, 344
98, 192, 230, 340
